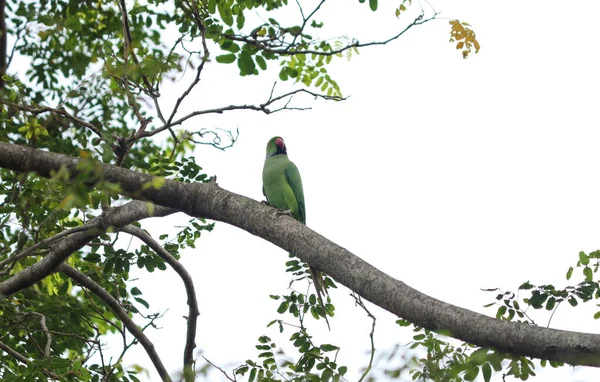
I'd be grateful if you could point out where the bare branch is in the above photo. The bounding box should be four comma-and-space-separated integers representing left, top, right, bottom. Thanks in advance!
139, 88, 343, 140
185, 127, 239, 151
202, 356, 236, 382
352, 293, 376, 382
27, 312, 52, 357
0, 101, 104, 139
120, 225, 199, 374
224, 12, 437, 57
291, 0, 327, 47
59, 263, 173, 382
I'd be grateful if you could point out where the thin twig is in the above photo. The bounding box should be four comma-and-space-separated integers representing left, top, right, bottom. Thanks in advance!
202, 356, 236, 382
139, 88, 343, 139
223, 12, 437, 57
120, 225, 200, 375
352, 292, 376, 382
0, 101, 103, 138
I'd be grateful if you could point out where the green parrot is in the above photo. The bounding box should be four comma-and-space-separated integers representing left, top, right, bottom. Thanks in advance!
262, 136, 330, 329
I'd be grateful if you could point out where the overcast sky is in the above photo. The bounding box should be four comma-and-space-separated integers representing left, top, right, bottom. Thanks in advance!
87, 1, 600, 380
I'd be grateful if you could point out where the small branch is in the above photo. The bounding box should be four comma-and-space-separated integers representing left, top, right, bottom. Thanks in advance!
59, 263, 173, 382
202, 356, 236, 382
352, 292, 376, 382
120, 225, 200, 374
0, 222, 99, 270
291, 0, 326, 47
0, 341, 60, 380
139, 88, 342, 139
27, 312, 52, 357
0, 201, 177, 298
0, 340, 28, 364
0, 101, 103, 138
223, 12, 437, 57
186, 127, 239, 151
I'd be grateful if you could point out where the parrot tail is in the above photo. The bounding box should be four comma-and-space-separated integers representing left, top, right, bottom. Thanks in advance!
309, 265, 331, 331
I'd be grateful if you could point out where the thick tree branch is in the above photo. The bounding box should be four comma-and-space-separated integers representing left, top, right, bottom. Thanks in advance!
0, 222, 99, 271
0, 198, 176, 298
120, 225, 199, 375
58, 263, 172, 382
1, 143, 600, 367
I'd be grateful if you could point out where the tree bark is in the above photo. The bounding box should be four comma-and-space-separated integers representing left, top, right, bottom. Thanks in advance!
1, 142, 599, 367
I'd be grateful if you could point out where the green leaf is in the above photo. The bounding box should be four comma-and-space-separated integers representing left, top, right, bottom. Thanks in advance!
216, 54, 236, 64
277, 301, 289, 314
237, 50, 255, 75
134, 297, 150, 309
320, 344, 338, 352
579, 251, 590, 265
64, 16, 82, 31
584, 266, 593, 281
369, 0, 378, 11
255, 55, 267, 70
464, 365, 479, 381
496, 305, 507, 318
566, 266, 573, 280
130, 287, 142, 296
482, 363, 492, 382
130, 5, 149, 15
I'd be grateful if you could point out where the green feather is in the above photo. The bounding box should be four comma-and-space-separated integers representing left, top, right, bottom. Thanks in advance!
262, 136, 330, 330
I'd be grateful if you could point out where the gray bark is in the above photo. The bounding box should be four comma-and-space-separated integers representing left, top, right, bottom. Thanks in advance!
1, 142, 599, 367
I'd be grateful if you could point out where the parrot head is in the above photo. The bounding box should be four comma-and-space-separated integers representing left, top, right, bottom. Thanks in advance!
265, 136, 287, 158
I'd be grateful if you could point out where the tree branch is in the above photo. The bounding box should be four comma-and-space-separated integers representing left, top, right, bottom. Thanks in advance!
1, 143, 600, 367
119, 225, 199, 375
139, 87, 343, 139
0, 101, 104, 139
0, 341, 60, 380
27, 312, 52, 357
0, 199, 176, 298
0, 0, 6, 90
223, 12, 437, 57
58, 263, 172, 382
0, 222, 99, 271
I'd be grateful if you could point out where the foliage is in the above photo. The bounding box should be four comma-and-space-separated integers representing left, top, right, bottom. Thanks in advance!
0, 0, 479, 381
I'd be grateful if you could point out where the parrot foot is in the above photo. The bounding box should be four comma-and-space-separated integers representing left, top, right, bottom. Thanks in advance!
276, 209, 294, 218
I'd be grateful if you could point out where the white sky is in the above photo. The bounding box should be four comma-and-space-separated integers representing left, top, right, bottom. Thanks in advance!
38, 0, 600, 381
